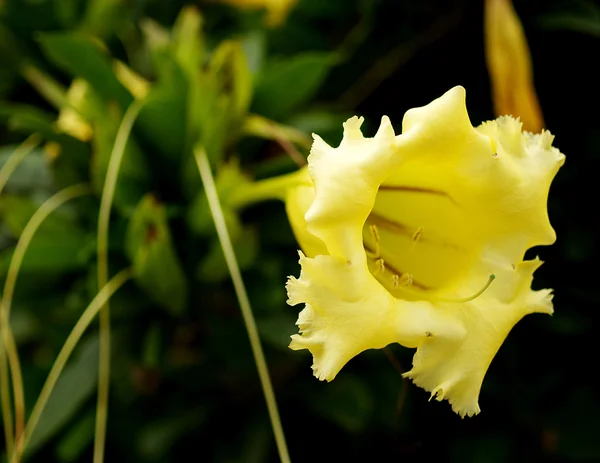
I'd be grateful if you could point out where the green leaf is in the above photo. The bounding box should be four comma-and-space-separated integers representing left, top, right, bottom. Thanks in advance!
538, 1, 600, 37
55, 411, 95, 463
136, 50, 188, 164
0, 232, 94, 279
26, 336, 100, 457
172, 6, 205, 78
197, 227, 259, 283
256, 313, 296, 350
242, 31, 266, 76
37, 32, 133, 109
186, 160, 250, 238
0, 145, 52, 195
194, 40, 253, 166
125, 194, 188, 316
136, 408, 206, 461
88, 96, 151, 215
252, 52, 334, 119
309, 374, 374, 433
78, 0, 126, 39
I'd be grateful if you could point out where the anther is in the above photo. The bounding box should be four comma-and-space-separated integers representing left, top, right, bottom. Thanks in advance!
398, 273, 413, 287
412, 227, 422, 242
375, 258, 385, 274
366, 224, 381, 259
391, 273, 412, 288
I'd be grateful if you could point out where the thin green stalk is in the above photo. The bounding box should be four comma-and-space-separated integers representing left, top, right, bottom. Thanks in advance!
11, 269, 132, 463
0, 345, 13, 460
194, 146, 291, 463
94, 99, 144, 463
0, 134, 41, 194
0, 134, 40, 459
1, 184, 92, 461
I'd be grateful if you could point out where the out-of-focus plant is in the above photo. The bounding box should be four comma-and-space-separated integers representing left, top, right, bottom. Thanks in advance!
0, 1, 331, 460
218, 0, 299, 27
484, 0, 544, 132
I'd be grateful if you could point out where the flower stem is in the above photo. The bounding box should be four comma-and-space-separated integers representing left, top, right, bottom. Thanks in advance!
194, 146, 291, 463
2, 183, 92, 462
11, 269, 132, 463
94, 100, 144, 463
0, 134, 40, 461
228, 169, 306, 210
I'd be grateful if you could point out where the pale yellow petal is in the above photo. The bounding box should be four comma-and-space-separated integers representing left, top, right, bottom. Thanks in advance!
404, 257, 553, 417
286, 86, 563, 417
287, 251, 466, 381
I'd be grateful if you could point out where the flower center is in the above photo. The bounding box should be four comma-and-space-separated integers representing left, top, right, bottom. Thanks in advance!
362, 182, 478, 299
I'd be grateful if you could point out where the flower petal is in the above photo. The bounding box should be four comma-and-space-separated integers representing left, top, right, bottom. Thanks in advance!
287, 251, 466, 381
404, 257, 553, 417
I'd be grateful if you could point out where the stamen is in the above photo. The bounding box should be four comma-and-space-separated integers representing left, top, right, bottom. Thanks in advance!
375, 258, 385, 274
366, 224, 381, 259
392, 273, 412, 288
412, 227, 422, 242
396, 274, 496, 303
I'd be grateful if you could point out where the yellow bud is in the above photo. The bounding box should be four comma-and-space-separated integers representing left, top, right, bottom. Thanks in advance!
484, 0, 544, 132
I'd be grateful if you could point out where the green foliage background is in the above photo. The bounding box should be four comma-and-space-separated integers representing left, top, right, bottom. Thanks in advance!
0, 0, 598, 461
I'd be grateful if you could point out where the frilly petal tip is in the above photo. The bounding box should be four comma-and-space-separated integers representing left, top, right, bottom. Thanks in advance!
375, 115, 396, 140
404, 371, 481, 418
285, 276, 303, 306
342, 116, 365, 140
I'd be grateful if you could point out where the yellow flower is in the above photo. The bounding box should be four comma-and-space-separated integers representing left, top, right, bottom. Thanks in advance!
286, 86, 564, 417
219, 0, 298, 27
484, 0, 544, 132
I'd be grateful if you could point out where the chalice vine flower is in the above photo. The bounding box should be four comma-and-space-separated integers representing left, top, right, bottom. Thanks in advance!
285, 86, 564, 417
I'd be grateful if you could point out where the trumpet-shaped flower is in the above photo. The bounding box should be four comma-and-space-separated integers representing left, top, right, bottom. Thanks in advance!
286, 86, 564, 417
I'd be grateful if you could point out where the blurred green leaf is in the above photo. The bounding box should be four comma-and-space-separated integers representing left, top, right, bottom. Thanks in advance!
0, 232, 93, 278
242, 31, 266, 76
137, 50, 188, 164
256, 313, 296, 350
142, 324, 161, 368
197, 227, 258, 283
78, 0, 126, 39
253, 52, 335, 119
198, 40, 252, 165
0, 105, 91, 188
136, 408, 206, 461
88, 96, 151, 214
0, 145, 52, 194
0, 194, 79, 237
37, 32, 133, 109
54, 411, 95, 463
187, 160, 250, 238
539, 0, 600, 37
125, 194, 188, 316
26, 336, 100, 457
172, 6, 205, 78
309, 374, 374, 433
450, 434, 514, 463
